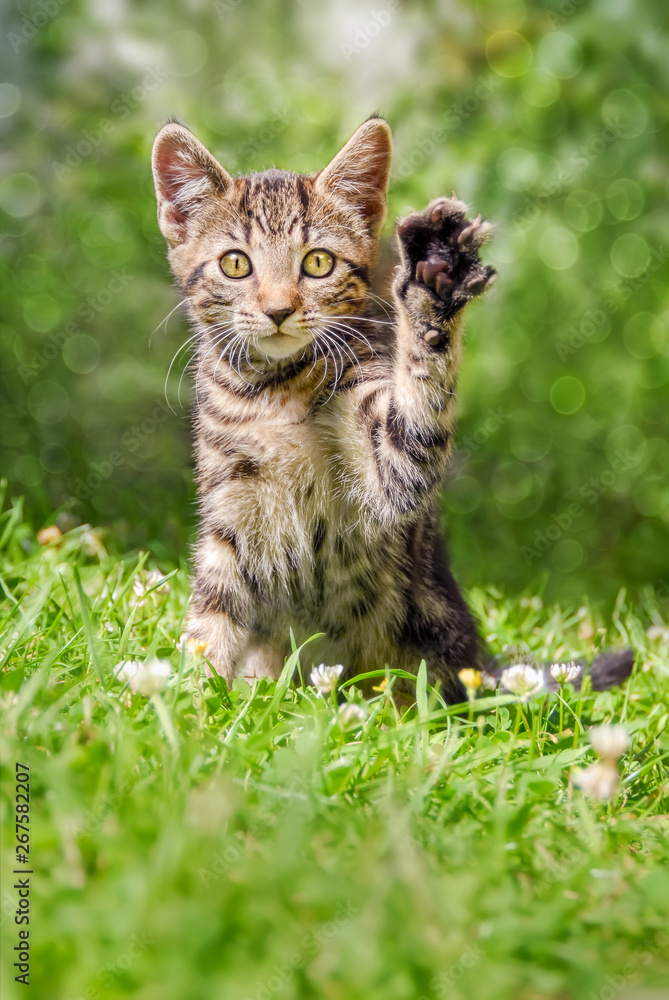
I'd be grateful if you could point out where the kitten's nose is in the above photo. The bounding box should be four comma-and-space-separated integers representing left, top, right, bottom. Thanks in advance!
265, 308, 293, 328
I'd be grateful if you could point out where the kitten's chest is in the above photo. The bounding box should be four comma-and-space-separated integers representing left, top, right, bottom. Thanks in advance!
197, 405, 355, 583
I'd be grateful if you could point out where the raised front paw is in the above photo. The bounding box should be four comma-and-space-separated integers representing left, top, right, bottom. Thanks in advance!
396, 196, 496, 314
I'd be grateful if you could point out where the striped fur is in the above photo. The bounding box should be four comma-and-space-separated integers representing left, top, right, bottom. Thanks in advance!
152, 118, 495, 702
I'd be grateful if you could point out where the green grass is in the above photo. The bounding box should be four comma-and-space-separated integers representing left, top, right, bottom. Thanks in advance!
1, 497, 669, 1000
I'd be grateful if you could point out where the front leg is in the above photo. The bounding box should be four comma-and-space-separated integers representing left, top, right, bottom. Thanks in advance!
390, 195, 495, 452
185, 528, 285, 684
338, 197, 495, 523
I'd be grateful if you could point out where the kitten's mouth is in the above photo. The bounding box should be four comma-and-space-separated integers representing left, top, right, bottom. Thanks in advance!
255, 329, 312, 362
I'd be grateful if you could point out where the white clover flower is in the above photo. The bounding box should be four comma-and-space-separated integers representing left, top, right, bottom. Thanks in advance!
479, 671, 499, 692
573, 762, 620, 801
589, 724, 630, 762
146, 568, 171, 592
647, 625, 669, 643
338, 702, 367, 727
550, 661, 581, 685
81, 527, 105, 557
500, 663, 544, 701
115, 658, 172, 697
574, 724, 630, 801
115, 660, 142, 686
310, 663, 344, 696
132, 570, 170, 606
133, 657, 172, 696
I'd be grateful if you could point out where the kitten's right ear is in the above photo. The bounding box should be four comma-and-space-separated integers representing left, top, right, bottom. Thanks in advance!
151, 123, 232, 247
315, 118, 392, 237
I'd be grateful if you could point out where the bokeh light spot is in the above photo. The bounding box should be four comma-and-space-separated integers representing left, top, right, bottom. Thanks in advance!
496, 491, 544, 520
633, 482, 665, 518
602, 89, 648, 139
563, 190, 602, 232
14, 455, 42, 487
605, 424, 645, 467
475, 0, 526, 32
167, 30, 208, 76
552, 539, 583, 573
79, 211, 133, 247
537, 32, 582, 79
623, 313, 658, 360
491, 461, 535, 505
63, 334, 101, 374
510, 426, 552, 463
40, 443, 69, 474
486, 31, 532, 78
0, 172, 40, 217
24, 293, 62, 333
605, 178, 644, 220
644, 438, 669, 481
610, 233, 650, 277
27, 381, 70, 425
446, 476, 482, 514
550, 376, 585, 414
650, 312, 669, 358
0, 82, 20, 118
538, 227, 578, 270
522, 69, 559, 107
639, 358, 669, 390
590, 519, 619, 552
496, 147, 539, 191
492, 462, 544, 517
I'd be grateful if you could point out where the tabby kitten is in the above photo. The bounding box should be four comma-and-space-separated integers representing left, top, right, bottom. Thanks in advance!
151, 117, 496, 703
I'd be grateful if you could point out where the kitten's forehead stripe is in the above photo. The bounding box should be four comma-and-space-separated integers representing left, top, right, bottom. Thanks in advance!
250, 211, 268, 236
233, 170, 314, 238
295, 176, 310, 212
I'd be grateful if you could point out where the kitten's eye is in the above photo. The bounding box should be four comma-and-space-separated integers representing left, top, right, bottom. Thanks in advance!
220, 251, 252, 279
302, 249, 334, 278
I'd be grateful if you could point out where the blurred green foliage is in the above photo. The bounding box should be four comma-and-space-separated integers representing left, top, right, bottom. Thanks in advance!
1, 0, 668, 602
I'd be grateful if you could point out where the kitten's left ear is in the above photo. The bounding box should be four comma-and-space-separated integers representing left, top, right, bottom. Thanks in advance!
152, 122, 232, 247
315, 118, 392, 237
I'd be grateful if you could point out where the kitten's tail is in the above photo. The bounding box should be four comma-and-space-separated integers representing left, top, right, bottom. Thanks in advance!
481, 648, 635, 693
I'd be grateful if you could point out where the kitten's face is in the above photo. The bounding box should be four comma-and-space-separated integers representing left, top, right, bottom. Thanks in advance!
152, 120, 392, 365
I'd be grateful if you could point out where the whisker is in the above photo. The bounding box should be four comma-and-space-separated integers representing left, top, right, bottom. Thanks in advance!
150, 298, 187, 350
242, 338, 265, 375
305, 340, 327, 383
324, 331, 361, 373
208, 334, 237, 384
314, 327, 361, 399
164, 332, 200, 414
313, 328, 336, 381
193, 333, 234, 399
324, 313, 396, 327
321, 321, 376, 358
321, 323, 366, 356
355, 291, 395, 317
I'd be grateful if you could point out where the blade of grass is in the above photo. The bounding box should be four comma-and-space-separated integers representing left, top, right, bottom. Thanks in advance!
72, 565, 105, 688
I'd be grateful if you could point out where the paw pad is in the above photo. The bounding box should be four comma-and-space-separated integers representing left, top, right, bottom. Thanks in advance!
397, 196, 496, 308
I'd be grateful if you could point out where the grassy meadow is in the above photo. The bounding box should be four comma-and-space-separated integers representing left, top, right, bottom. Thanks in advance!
1, 497, 668, 999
